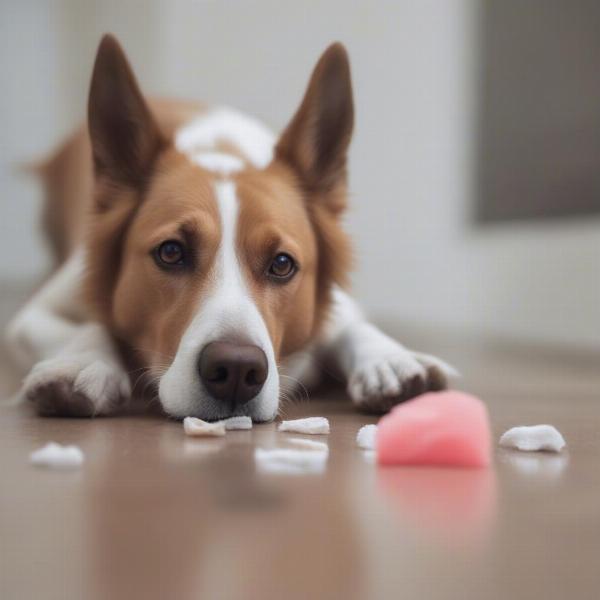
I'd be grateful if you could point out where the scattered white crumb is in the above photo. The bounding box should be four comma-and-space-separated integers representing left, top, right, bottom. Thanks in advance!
222, 416, 253, 430
499, 424, 566, 452
183, 417, 226, 437
356, 424, 378, 450
288, 438, 329, 452
255, 447, 328, 475
277, 417, 330, 435
30, 442, 84, 469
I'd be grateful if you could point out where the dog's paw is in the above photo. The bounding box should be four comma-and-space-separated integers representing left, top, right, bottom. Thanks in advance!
347, 349, 457, 414
23, 356, 130, 417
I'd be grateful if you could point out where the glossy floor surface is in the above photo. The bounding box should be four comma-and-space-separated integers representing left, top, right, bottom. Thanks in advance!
0, 290, 599, 600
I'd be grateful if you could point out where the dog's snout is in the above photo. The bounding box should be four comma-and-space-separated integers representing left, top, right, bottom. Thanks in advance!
198, 342, 268, 408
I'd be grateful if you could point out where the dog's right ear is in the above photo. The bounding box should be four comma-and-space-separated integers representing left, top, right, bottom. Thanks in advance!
88, 34, 164, 186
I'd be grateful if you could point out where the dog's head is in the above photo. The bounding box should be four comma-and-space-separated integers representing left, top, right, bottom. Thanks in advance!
84, 35, 352, 421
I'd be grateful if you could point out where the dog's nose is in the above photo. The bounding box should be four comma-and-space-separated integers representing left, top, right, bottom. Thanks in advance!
198, 342, 268, 408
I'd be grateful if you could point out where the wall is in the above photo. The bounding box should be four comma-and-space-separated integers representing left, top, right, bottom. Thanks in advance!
1, 0, 598, 348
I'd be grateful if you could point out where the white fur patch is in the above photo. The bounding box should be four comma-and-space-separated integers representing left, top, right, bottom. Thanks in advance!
356, 424, 378, 450
5, 251, 87, 370
30, 442, 84, 469
183, 417, 226, 437
222, 416, 253, 430
175, 106, 275, 170
277, 417, 330, 435
159, 180, 278, 421
499, 425, 566, 452
189, 151, 245, 175
182, 415, 252, 435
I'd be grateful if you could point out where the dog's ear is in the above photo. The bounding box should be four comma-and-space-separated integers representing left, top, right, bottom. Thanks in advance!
88, 34, 164, 186
276, 43, 354, 200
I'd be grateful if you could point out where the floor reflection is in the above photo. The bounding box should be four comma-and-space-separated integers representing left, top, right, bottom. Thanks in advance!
377, 466, 497, 549
500, 450, 568, 482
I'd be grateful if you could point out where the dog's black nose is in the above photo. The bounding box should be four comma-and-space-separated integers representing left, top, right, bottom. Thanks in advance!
199, 342, 268, 408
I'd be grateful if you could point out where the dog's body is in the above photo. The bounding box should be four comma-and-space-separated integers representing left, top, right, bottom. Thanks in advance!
6, 36, 454, 420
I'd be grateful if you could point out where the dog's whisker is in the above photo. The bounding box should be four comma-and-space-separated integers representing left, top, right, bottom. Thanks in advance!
279, 372, 311, 404
129, 346, 176, 366
129, 362, 169, 396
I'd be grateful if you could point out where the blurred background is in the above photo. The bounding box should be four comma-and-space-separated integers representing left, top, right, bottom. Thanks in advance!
1, 0, 598, 349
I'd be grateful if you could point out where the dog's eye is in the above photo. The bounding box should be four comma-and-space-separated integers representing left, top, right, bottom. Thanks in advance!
268, 253, 297, 281
154, 240, 186, 267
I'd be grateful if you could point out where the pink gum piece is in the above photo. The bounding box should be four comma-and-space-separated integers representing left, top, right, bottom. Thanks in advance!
376, 391, 491, 468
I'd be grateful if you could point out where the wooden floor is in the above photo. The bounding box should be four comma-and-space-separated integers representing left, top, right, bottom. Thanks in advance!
0, 288, 599, 600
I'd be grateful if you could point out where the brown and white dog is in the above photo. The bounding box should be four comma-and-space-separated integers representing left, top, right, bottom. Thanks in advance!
6, 35, 455, 421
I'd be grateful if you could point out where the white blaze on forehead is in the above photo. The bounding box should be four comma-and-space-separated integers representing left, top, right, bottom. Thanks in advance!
158, 179, 279, 421
191, 151, 244, 175
216, 180, 242, 285
175, 106, 276, 171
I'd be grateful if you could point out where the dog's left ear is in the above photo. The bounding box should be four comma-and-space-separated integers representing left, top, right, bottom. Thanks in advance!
276, 43, 354, 203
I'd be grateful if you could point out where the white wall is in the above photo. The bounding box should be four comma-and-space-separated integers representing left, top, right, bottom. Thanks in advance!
0, 1, 64, 277
0, 0, 165, 277
1, 0, 598, 348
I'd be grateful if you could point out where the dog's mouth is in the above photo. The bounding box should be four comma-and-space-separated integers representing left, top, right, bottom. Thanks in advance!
160, 391, 279, 423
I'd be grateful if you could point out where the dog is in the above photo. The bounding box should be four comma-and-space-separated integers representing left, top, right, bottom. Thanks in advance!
5, 35, 455, 421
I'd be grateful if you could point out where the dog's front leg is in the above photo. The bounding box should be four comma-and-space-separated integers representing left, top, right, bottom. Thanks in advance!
19, 323, 131, 417
5, 254, 130, 417
322, 288, 457, 413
